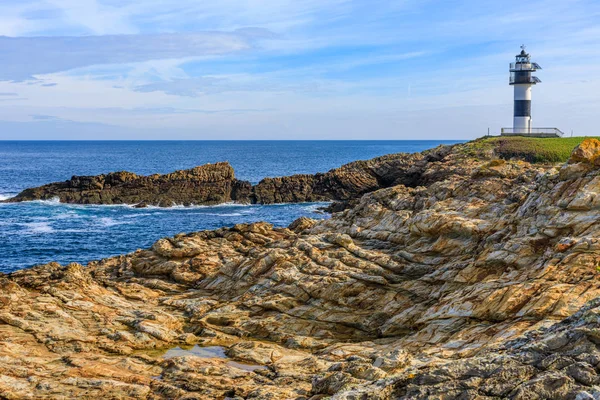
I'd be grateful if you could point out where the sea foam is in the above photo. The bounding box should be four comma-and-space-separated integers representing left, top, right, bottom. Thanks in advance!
0, 193, 17, 202
21, 222, 55, 234
96, 217, 132, 227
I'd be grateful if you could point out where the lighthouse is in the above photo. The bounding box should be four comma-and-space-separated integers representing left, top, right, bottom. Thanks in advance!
501, 47, 562, 137
510, 45, 541, 134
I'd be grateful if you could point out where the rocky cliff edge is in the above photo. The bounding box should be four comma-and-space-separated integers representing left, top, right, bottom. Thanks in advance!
1, 139, 600, 398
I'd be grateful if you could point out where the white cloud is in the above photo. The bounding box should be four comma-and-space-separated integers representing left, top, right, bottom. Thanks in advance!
44, 0, 137, 35
0, 0, 599, 139
0, 29, 272, 81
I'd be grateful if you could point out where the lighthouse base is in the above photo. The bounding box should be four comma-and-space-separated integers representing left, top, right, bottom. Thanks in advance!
500, 128, 564, 138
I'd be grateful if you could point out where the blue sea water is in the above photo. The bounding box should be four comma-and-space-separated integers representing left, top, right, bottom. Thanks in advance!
0, 141, 460, 272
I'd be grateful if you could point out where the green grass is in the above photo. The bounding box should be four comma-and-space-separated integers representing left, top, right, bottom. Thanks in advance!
463, 136, 600, 163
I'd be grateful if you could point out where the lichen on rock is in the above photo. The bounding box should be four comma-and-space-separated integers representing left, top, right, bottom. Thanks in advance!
568, 138, 600, 165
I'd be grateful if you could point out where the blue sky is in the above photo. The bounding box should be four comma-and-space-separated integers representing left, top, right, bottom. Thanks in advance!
0, 0, 599, 139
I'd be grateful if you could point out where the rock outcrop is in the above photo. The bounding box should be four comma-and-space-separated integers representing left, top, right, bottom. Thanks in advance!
4, 162, 253, 207
3, 145, 452, 207
2, 139, 600, 399
569, 138, 600, 166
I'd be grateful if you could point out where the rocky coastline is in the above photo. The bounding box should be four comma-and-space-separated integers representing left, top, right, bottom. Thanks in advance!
2, 139, 600, 398
2, 146, 449, 208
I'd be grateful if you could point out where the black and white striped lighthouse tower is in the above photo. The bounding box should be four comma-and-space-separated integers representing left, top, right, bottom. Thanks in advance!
510, 45, 541, 134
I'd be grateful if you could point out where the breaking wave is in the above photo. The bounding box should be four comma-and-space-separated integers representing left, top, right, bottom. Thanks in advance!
20, 222, 55, 234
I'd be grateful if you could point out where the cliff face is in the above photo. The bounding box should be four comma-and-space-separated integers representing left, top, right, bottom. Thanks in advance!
2, 140, 600, 399
3, 145, 451, 207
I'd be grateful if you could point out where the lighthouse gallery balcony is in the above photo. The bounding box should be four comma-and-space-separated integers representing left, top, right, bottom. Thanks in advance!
510, 62, 541, 72
509, 75, 541, 85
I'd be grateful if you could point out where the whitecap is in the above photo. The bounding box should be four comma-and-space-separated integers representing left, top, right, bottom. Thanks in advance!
33, 197, 62, 206
61, 228, 104, 233
121, 213, 153, 219
51, 211, 83, 221
82, 203, 137, 209
302, 204, 323, 212
20, 222, 54, 234
26, 199, 134, 210
145, 202, 256, 210
55, 201, 251, 210
96, 217, 131, 227
7, 199, 259, 211
0, 193, 18, 204
203, 212, 244, 217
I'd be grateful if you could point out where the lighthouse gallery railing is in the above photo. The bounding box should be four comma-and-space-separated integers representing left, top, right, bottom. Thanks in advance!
501, 128, 565, 137
509, 75, 542, 84
509, 62, 542, 71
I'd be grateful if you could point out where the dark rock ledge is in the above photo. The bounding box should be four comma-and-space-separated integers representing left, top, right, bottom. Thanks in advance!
2, 145, 452, 207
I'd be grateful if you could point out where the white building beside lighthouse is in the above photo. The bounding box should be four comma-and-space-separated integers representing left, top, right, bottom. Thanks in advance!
501, 46, 563, 137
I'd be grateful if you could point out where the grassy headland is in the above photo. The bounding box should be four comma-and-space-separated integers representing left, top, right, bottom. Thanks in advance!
462, 136, 600, 163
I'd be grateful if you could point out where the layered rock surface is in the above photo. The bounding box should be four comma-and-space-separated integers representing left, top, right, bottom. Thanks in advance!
2, 139, 600, 399
3, 146, 451, 207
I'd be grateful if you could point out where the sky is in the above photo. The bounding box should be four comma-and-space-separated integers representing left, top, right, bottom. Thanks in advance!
0, 0, 599, 140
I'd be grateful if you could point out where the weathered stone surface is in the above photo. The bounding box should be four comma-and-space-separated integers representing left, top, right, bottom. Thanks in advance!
569, 138, 600, 165
2, 141, 600, 398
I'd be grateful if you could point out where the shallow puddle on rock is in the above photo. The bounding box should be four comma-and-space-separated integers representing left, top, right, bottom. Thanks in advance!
162, 345, 268, 371
163, 345, 227, 359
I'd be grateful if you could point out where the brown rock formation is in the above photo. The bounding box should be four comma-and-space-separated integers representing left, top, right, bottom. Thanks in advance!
2, 141, 600, 399
251, 147, 448, 205
4, 162, 253, 207
569, 138, 600, 165
3, 145, 452, 207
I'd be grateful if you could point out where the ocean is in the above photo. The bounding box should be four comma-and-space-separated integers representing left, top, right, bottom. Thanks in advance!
0, 140, 460, 272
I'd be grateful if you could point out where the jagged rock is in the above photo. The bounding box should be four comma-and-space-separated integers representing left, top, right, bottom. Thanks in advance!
288, 216, 319, 233
4, 162, 253, 206
569, 138, 600, 165
372, 349, 411, 372
2, 144, 457, 206
2, 140, 600, 398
